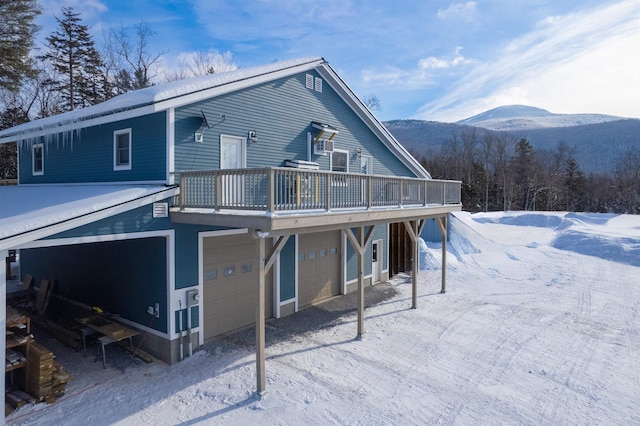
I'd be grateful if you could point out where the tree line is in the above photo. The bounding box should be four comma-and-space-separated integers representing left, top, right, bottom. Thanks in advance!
414, 128, 640, 214
0, 1, 236, 178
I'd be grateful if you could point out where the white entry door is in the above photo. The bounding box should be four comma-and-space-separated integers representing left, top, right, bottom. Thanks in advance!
372, 239, 381, 283
220, 135, 246, 205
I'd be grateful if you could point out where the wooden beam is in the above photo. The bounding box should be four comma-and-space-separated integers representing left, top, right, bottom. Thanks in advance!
256, 238, 266, 396
357, 226, 365, 338
265, 235, 290, 272
344, 226, 376, 339
403, 221, 422, 309
436, 215, 447, 293
170, 204, 461, 236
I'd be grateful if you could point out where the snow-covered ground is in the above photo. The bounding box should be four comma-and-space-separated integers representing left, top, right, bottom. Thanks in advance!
7, 211, 640, 425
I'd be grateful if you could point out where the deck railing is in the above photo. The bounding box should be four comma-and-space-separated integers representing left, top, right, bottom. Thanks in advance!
176, 167, 461, 213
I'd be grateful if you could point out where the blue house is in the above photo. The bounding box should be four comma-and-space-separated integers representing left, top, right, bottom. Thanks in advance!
0, 57, 460, 394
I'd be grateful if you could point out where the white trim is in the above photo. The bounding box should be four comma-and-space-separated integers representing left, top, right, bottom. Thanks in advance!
18, 229, 172, 249
372, 239, 382, 283
197, 228, 249, 345
167, 108, 175, 185
18, 180, 170, 186
219, 134, 247, 169
360, 155, 373, 175
113, 128, 132, 171
330, 148, 349, 173
32, 143, 44, 176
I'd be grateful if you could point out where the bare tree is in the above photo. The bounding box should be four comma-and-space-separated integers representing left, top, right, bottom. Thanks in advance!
110, 22, 164, 89
363, 94, 381, 111
164, 50, 237, 81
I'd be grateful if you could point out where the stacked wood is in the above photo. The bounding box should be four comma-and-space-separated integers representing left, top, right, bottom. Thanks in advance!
51, 361, 72, 397
26, 342, 54, 401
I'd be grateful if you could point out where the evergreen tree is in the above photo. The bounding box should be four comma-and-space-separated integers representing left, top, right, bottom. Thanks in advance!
0, 0, 41, 92
42, 7, 105, 111
563, 157, 586, 211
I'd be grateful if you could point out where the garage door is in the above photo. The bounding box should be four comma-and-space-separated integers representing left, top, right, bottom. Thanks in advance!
202, 234, 272, 341
298, 231, 341, 307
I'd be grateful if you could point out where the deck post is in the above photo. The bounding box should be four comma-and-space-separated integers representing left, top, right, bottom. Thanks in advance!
345, 226, 376, 339
256, 237, 266, 396
357, 226, 365, 338
267, 168, 275, 213
436, 215, 447, 293
411, 221, 419, 309
403, 219, 427, 309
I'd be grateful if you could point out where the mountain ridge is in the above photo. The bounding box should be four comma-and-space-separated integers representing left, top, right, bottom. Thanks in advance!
384, 117, 640, 175
455, 104, 626, 131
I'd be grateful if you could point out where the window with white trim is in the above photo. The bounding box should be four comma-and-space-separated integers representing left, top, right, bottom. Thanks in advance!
331, 149, 349, 186
114, 128, 132, 170
32, 143, 44, 176
331, 149, 348, 173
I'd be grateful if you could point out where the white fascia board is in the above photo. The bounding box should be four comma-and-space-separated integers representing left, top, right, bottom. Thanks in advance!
2, 186, 179, 251
316, 64, 431, 179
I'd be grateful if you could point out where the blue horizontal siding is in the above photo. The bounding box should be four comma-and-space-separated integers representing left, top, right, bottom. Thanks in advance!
19, 112, 166, 184
174, 70, 416, 177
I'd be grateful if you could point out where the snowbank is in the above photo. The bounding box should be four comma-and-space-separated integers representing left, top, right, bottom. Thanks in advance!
7, 211, 640, 425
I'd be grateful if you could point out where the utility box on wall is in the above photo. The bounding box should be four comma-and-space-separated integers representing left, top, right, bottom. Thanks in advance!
186, 289, 199, 307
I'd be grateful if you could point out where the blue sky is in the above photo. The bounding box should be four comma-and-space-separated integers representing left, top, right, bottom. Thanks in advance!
36, 0, 639, 122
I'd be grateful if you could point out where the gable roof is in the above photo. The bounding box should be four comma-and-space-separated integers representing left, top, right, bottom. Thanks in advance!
0, 57, 429, 178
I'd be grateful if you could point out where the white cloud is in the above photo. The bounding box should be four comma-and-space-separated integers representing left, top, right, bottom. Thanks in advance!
39, 0, 108, 19
416, 0, 640, 121
437, 2, 477, 21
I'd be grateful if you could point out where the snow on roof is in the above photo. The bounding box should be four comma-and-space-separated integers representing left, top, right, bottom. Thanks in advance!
0, 185, 177, 250
0, 57, 324, 140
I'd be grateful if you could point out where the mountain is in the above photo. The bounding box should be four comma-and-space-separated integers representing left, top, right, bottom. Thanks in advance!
456, 105, 625, 131
384, 116, 640, 175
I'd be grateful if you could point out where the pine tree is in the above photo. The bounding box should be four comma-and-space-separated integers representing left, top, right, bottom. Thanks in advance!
0, 0, 41, 92
42, 7, 105, 111
563, 157, 586, 211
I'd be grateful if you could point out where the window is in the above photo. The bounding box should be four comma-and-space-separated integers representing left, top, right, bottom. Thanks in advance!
114, 129, 132, 170
32, 143, 44, 176
331, 149, 348, 173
